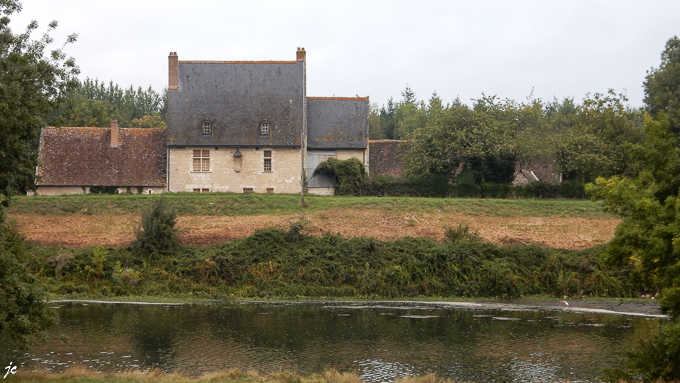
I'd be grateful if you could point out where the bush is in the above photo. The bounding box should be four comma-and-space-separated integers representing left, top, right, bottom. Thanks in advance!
313, 158, 368, 196
602, 320, 680, 382
132, 197, 178, 257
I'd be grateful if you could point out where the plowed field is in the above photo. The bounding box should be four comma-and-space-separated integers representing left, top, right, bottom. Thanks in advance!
10, 208, 620, 250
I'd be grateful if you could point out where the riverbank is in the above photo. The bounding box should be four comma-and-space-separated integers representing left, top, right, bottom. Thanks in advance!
8, 194, 618, 249
47, 296, 665, 317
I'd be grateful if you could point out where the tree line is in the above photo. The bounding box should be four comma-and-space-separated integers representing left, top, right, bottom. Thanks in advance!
370, 87, 645, 185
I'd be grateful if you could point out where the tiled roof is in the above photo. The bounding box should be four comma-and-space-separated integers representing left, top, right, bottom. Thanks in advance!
307, 98, 369, 149
166, 61, 304, 147
37, 127, 167, 187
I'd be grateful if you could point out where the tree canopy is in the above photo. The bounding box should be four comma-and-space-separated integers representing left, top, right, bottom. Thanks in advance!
49, 78, 167, 128
0, 0, 75, 348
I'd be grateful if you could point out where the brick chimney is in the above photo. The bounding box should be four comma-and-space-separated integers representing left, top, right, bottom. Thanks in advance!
296, 47, 306, 62
169, 51, 179, 90
111, 120, 119, 147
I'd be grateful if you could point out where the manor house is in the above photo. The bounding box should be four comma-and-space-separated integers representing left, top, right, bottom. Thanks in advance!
35, 48, 369, 195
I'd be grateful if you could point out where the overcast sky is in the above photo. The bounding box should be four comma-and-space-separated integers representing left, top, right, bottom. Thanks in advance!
11, 0, 680, 108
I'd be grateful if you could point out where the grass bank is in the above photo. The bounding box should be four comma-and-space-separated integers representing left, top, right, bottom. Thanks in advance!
28, 222, 647, 300
9, 193, 611, 218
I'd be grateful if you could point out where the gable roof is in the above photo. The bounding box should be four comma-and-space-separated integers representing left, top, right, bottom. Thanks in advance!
307, 97, 369, 149
166, 61, 304, 147
37, 127, 167, 187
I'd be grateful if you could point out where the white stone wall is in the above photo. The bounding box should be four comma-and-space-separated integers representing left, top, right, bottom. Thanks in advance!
168, 147, 303, 194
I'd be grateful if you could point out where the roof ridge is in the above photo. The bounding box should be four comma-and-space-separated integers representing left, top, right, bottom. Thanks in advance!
179, 60, 298, 64
307, 96, 368, 101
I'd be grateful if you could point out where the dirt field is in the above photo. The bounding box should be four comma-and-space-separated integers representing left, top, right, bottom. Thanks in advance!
10, 208, 620, 250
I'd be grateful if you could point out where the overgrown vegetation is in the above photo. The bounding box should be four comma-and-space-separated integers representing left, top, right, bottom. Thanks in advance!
589, 36, 680, 383
27, 219, 643, 300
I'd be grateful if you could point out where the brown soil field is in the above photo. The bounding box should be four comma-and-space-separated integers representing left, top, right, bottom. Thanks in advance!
10, 208, 620, 250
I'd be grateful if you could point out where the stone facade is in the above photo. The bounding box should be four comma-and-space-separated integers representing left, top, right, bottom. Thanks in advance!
168, 147, 302, 194
167, 48, 369, 195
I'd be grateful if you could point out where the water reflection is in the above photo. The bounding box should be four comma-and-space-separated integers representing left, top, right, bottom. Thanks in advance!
0, 301, 661, 382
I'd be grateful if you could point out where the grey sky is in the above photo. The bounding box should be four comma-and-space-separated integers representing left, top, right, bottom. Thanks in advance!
11, 0, 680, 108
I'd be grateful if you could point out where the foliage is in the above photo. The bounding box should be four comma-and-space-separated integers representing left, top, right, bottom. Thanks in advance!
0, 0, 77, 348
313, 158, 369, 196
588, 37, 680, 379
557, 91, 644, 182
132, 197, 178, 257
132, 114, 166, 129
588, 115, 680, 319
49, 78, 166, 128
29, 224, 641, 300
0, 220, 57, 348
0, 1, 79, 206
644, 36, 680, 132
602, 321, 680, 382
371, 87, 643, 186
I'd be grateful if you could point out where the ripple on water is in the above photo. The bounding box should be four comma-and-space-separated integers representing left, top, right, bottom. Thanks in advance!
0, 301, 661, 382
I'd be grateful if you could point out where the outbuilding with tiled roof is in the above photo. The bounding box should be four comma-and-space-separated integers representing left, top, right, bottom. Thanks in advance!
35, 121, 167, 195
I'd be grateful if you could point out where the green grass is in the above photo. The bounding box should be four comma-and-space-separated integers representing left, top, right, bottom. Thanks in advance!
8, 193, 613, 218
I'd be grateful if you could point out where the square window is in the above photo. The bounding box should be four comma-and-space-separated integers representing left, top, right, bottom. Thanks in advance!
264, 150, 272, 158
193, 149, 210, 172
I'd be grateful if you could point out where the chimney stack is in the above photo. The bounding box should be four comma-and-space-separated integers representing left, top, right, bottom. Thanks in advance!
296, 47, 306, 62
111, 120, 119, 147
169, 51, 179, 90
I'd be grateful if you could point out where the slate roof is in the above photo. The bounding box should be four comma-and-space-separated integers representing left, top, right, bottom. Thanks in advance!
37, 127, 167, 187
307, 97, 369, 149
166, 61, 304, 147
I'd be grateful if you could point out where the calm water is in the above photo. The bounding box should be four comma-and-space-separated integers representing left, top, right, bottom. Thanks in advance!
0, 301, 662, 382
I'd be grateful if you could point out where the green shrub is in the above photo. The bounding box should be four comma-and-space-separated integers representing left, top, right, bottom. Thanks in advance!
132, 197, 178, 257
313, 158, 368, 196
453, 180, 481, 198
481, 183, 507, 198
602, 320, 680, 382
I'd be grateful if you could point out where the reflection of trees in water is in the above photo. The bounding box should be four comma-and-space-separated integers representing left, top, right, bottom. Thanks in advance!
10, 302, 656, 380
128, 306, 186, 369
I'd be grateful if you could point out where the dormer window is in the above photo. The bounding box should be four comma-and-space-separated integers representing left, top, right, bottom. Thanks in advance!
202, 120, 212, 135
260, 121, 269, 136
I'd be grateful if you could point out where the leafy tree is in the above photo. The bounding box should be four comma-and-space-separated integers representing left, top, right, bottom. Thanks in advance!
368, 102, 384, 139
0, 218, 57, 348
644, 36, 680, 132
50, 78, 166, 128
131, 114, 167, 129
588, 38, 680, 382
0, 1, 78, 205
0, 0, 77, 347
558, 91, 643, 182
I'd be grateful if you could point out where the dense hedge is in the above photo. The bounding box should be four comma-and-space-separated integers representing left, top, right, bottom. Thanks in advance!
30, 223, 645, 299
361, 175, 586, 199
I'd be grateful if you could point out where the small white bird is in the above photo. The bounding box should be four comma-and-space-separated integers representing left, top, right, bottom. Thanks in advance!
562, 301, 569, 306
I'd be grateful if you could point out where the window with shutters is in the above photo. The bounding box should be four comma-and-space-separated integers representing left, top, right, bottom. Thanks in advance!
192, 149, 210, 172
